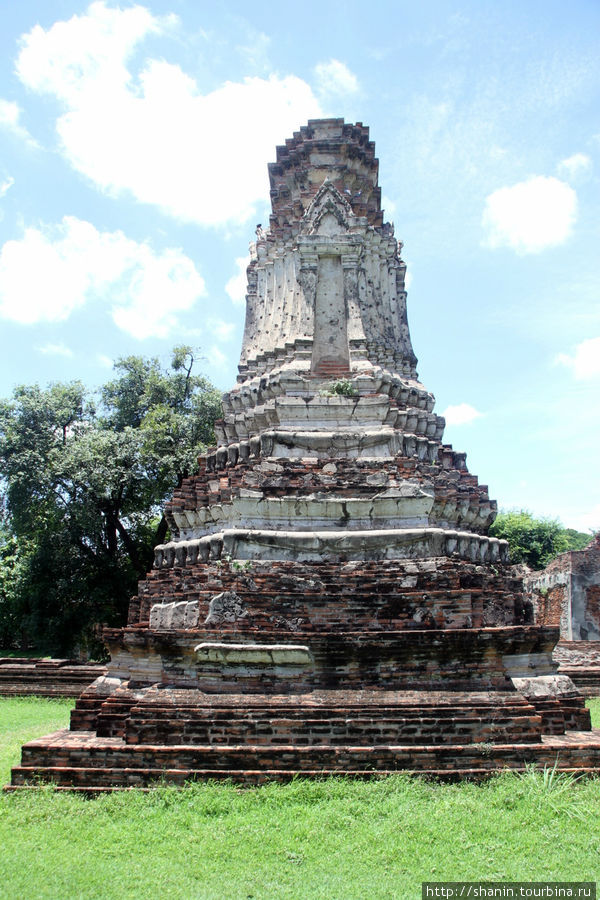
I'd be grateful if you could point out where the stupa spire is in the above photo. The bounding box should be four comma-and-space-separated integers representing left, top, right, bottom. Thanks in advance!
238, 118, 416, 383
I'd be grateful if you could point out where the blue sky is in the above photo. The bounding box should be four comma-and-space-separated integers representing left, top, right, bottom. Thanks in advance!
0, 1, 598, 531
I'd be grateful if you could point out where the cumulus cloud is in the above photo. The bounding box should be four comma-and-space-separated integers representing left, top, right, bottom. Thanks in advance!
0, 216, 205, 338
16, 1, 169, 99
556, 336, 600, 380
16, 2, 322, 227
0, 98, 38, 147
558, 153, 592, 179
314, 59, 360, 97
482, 176, 577, 254
442, 403, 483, 426
38, 342, 74, 357
225, 256, 250, 305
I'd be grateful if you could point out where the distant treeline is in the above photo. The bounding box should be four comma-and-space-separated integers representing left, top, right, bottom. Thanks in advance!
489, 509, 593, 570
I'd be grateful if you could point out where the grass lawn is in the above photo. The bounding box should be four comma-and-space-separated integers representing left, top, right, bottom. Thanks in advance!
0, 697, 598, 900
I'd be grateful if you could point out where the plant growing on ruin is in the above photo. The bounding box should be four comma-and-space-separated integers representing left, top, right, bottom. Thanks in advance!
327, 379, 359, 398
475, 741, 494, 757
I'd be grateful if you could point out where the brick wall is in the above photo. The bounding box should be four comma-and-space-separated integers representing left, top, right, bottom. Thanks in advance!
130, 557, 527, 632
527, 534, 600, 640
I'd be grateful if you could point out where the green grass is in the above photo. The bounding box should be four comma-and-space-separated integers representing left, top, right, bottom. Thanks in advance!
0, 695, 74, 785
0, 697, 599, 900
0, 648, 55, 658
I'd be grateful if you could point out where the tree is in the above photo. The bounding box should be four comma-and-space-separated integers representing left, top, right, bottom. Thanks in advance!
489, 509, 593, 570
0, 524, 30, 651
0, 347, 221, 656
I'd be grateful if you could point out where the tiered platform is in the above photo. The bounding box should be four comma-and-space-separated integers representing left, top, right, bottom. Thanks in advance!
554, 641, 600, 696
0, 658, 106, 698
11, 719, 600, 791
8, 617, 595, 789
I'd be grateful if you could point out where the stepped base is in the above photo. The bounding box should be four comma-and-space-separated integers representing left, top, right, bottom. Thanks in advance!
0, 659, 106, 698
8, 727, 600, 790
554, 641, 600, 697
7, 684, 598, 790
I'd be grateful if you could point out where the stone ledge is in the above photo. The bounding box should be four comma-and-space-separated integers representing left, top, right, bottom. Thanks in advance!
194, 643, 312, 666
153, 528, 509, 566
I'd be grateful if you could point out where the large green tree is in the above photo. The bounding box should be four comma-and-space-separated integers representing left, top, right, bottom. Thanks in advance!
0, 347, 221, 657
489, 509, 593, 570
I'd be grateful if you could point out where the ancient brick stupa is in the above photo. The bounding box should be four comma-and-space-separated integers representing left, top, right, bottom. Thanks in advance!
11, 119, 600, 789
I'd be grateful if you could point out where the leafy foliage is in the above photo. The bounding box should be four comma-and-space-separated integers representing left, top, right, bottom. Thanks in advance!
0, 347, 221, 656
489, 509, 593, 570
326, 379, 358, 398
0, 527, 30, 651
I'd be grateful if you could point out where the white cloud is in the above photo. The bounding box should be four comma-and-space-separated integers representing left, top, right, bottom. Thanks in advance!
207, 345, 228, 368
225, 256, 250, 305
236, 28, 271, 72
314, 59, 359, 97
0, 98, 38, 147
111, 245, 205, 339
482, 176, 577, 254
38, 342, 74, 357
0, 99, 21, 127
208, 318, 236, 341
16, 2, 322, 227
97, 353, 114, 368
558, 153, 592, 179
567, 504, 600, 535
556, 336, 600, 380
442, 403, 483, 426
382, 194, 397, 219
0, 177, 14, 198
16, 2, 169, 101
0, 216, 205, 338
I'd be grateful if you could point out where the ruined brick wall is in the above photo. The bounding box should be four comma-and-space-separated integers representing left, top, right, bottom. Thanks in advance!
534, 583, 569, 630
553, 639, 600, 696
526, 534, 600, 640
166, 452, 496, 538
570, 535, 600, 640
130, 557, 528, 632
